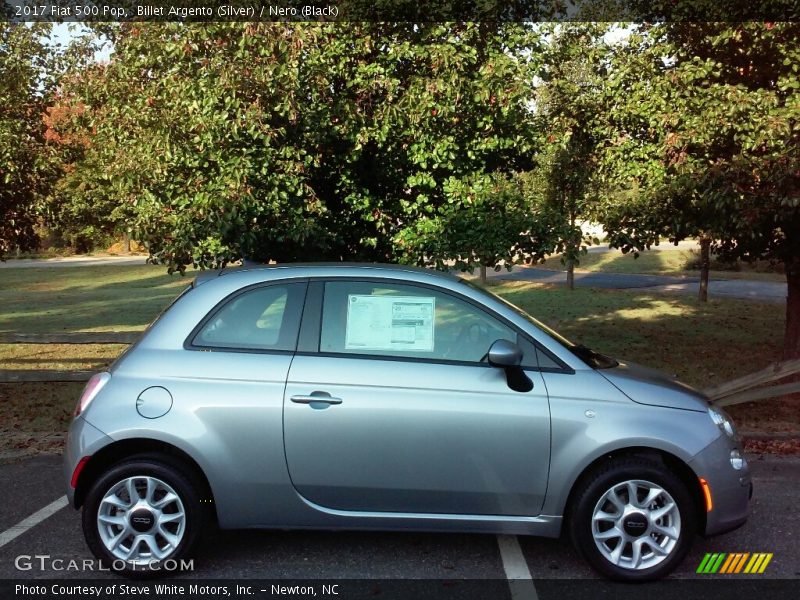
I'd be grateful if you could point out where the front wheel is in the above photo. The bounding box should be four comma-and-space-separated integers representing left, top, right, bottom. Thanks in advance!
569, 458, 697, 581
82, 456, 204, 577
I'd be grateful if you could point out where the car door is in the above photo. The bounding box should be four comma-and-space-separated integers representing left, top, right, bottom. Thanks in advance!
283, 279, 552, 517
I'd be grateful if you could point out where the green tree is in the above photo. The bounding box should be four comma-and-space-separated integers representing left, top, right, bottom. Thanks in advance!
0, 23, 54, 257
52, 22, 542, 273
42, 29, 119, 252
599, 23, 800, 357
530, 23, 610, 289
395, 172, 562, 283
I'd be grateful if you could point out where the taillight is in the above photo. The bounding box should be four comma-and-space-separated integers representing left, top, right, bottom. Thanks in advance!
74, 372, 111, 417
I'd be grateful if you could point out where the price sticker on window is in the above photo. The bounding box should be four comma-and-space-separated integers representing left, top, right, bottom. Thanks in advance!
345, 295, 435, 352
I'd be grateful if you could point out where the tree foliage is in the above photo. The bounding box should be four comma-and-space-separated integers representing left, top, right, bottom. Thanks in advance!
529, 23, 610, 287
0, 23, 54, 257
41, 29, 118, 252
51, 22, 543, 273
599, 22, 800, 356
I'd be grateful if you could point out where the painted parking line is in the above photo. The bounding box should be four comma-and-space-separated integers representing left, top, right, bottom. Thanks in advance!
497, 535, 538, 600
0, 496, 68, 549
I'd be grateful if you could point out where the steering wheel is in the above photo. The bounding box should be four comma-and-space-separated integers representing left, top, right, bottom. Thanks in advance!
443, 319, 491, 361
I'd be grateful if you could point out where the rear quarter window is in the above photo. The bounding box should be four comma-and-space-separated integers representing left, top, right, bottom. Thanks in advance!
190, 282, 306, 352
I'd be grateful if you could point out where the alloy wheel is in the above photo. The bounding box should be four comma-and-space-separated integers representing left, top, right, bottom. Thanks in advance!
96, 475, 186, 564
590, 479, 681, 571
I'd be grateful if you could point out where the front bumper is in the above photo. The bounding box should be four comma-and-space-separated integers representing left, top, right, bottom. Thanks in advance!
62, 417, 115, 507
688, 433, 752, 536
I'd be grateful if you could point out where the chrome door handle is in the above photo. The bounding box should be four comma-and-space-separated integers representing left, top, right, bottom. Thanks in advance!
290, 392, 342, 405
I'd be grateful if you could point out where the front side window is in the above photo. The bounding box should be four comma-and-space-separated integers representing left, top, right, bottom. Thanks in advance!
320, 281, 517, 363
192, 282, 306, 351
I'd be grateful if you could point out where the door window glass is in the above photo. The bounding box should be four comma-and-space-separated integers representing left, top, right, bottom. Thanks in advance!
321, 281, 517, 363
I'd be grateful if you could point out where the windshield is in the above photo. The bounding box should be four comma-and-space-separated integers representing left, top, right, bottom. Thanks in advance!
459, 278, 618, 369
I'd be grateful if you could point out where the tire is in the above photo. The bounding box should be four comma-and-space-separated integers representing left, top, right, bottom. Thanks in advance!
569, 457, 697, 582
82, 455, 205, 578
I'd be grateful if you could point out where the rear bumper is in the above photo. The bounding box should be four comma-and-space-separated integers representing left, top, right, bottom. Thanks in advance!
688, 434, 752, 536
62, 417, 114, 507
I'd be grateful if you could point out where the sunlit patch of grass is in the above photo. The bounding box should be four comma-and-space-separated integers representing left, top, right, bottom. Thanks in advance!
0, 344, 126, 371
573, 298, 693, 323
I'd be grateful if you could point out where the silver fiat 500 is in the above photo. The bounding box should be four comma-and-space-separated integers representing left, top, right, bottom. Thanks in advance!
64, 264, 751, 580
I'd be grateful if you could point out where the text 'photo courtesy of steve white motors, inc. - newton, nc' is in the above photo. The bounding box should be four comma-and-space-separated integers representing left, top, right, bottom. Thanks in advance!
14, 583, 340, 597
10, 3, 339, 19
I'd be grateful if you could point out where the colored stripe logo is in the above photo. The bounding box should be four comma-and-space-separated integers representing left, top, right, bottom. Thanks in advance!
697, 552, 773, 574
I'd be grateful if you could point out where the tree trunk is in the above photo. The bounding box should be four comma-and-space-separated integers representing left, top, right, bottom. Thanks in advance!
122, 232, 131, 254
566, 211, 577, 291
566, 258, 575, 290
479, 264, 487, 285
785, 262, 800, 360
698, 236, 710, 302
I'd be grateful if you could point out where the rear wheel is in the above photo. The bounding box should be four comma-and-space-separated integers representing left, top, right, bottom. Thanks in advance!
82, 456, 204, 577
569, 458, 696, 581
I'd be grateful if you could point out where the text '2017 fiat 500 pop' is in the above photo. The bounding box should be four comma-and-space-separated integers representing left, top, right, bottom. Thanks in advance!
64, 264, 751, 580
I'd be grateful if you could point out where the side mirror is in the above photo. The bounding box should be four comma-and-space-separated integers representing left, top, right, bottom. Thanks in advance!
487, 339, 523, 368
487, 339, 533, 393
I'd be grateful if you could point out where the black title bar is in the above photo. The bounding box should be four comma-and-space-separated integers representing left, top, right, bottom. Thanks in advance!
3, 0, 800, 22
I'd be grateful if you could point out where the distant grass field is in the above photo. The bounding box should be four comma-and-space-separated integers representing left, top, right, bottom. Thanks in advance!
0, 264, 190, 333
0, 264, 791, 457
540, 246, 786, 282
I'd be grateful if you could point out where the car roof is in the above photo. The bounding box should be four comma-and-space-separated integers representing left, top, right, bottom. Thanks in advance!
192, 262, 462, 287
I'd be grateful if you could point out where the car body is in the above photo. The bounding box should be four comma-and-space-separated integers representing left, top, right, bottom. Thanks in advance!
64, 264, 751, 580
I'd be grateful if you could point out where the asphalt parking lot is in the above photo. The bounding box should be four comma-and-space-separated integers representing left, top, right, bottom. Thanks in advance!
0, 454, 797, 599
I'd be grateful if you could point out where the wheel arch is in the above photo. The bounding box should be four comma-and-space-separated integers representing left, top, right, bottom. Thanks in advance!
561, 446, 707, 536
73, 438, 217, 522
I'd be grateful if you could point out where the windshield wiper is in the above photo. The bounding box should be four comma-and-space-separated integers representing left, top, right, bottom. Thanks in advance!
570, 344, 619, 369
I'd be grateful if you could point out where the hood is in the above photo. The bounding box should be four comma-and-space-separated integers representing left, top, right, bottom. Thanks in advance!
599, 360, 710, 412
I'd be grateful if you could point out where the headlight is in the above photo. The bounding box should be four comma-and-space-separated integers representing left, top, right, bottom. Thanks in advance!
708, 406, 737, 439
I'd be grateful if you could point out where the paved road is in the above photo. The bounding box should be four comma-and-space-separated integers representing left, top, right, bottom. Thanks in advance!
0, 454, 797, 599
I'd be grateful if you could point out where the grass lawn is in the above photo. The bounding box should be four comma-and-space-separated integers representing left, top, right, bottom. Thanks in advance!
494, 281, 784, 387
0, 265, 794, 458
0, 264, 190, 333
540, 247, 786, 282
0, 344, 125, 371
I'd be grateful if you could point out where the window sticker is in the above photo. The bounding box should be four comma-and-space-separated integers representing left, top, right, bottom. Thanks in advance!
345, 295, 435, 352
